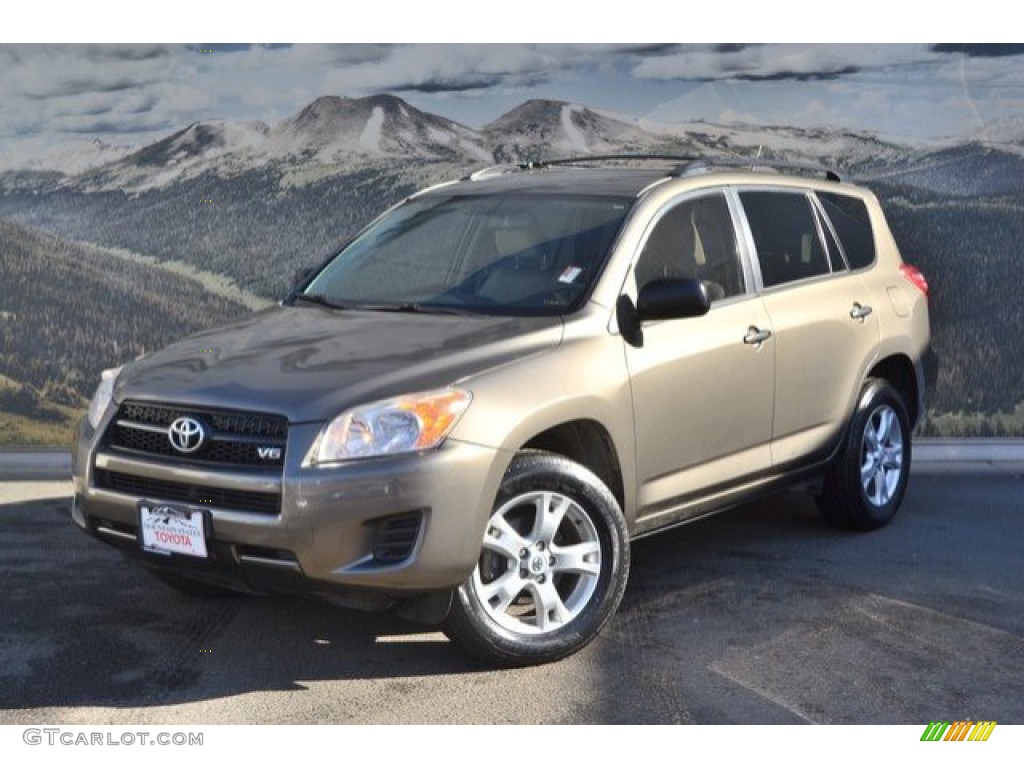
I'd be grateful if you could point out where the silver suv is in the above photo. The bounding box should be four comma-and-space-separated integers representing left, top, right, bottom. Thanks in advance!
72, 156, 935, 666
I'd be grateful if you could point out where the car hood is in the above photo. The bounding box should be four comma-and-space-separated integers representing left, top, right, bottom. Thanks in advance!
114, 305, 563, 422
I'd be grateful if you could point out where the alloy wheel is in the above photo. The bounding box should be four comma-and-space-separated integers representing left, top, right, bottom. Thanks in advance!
471, 490, 602, 635
860, 403, 904, 507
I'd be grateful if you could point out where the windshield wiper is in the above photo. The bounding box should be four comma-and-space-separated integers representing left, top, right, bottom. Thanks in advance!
289, 293, 349, 310
356, 302, 481, 316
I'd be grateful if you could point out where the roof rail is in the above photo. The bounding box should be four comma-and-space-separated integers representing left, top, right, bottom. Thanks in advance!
465, 154, 843, 183
521, 154, 703, 169
673, 158, 842, 182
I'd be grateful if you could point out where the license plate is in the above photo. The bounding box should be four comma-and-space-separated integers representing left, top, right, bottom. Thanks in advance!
138, 501, 209, 558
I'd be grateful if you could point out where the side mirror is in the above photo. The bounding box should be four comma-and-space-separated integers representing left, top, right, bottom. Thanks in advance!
636, 278, 711, 321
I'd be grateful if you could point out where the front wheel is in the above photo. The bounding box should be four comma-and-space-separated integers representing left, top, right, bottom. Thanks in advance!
445, 452, 629, 667
818, 378, 912, 531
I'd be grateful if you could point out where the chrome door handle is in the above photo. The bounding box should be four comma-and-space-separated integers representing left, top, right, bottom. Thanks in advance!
744, 326, 772, 345
850, 302, 874, 320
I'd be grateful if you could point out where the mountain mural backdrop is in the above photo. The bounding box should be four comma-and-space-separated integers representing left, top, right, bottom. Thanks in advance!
1, 94, 1022, 442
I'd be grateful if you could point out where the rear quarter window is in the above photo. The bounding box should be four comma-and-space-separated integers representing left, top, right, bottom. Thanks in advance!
818, 192, 876, 270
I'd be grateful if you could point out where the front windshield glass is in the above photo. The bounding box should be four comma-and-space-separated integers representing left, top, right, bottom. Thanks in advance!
301, 194, 632, 315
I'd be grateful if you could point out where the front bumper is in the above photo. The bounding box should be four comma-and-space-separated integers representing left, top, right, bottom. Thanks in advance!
72, 418, 507, 602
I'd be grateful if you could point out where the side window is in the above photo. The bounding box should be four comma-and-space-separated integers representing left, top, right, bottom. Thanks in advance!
818, 192, 876, 270
634, 193, 744, 302
740, 191, 830, 288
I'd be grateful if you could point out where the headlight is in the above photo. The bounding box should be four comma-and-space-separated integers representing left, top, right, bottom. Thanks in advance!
310, 388, 472, 465
86, 366, 122, 430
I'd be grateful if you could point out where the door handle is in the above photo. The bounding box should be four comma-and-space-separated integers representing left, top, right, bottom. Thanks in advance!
744, 326, 772, 345
850, 302, 874, 320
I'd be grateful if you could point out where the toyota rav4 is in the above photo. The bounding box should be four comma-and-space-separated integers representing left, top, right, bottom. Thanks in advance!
72, 156, 936, 666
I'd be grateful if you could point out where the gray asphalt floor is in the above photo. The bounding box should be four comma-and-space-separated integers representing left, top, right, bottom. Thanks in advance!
0, 464, 1021, 724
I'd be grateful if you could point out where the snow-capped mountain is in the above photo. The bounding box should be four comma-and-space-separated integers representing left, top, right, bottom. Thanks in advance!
7, 92, 1021, 200
75, 94, 916, 195
265, 94, 491, 163
80, 119, 269, 192
70, 95, 495, 193
129, 120, 269, 167
634, 117, 914, 170
481, 98, 912, 169
484, 99, 660, 159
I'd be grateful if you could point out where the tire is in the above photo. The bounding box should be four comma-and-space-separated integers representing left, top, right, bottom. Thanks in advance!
445, 452, 630, 667
818, 378, 912, 531
149, 569, 243, 599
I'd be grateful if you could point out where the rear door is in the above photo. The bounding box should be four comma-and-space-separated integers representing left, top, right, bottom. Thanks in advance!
624, 191, 775, 527
737, 188, 880, 466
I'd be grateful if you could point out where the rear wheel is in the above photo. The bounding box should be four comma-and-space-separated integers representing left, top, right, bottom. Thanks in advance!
818, 378, 911, 531
445, 452, 629, 667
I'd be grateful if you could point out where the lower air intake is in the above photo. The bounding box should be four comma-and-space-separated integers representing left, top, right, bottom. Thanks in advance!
372, 512, 423, 565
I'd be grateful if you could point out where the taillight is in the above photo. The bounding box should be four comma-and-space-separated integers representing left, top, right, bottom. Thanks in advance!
900, 264, 929, 298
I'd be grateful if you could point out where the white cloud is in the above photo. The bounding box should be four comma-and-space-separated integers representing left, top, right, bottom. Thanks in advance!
2, 43, 1024, 156
320, 44, 556, 94
633, 44, 936, 82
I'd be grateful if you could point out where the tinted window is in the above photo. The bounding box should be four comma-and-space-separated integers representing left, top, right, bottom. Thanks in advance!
740, 191, 829, 288
635, 194, 744, 302
304, 194, 631, 315
819, 192, 876, 270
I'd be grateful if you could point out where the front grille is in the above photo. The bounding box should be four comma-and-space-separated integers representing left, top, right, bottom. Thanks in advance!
373, 512, 423, 564
104, 400, 288, 469
119, 401, 287, 437
94, 469, 281, 515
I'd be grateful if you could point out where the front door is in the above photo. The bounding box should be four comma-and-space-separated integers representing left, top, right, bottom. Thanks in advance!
623, 192, 776, 529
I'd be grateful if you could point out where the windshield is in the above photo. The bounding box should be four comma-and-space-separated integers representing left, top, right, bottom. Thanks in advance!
300, 193, 632, 315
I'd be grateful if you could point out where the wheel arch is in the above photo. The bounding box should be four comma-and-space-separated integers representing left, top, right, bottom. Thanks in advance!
521, 419, 626, 515
867, 353, 920, 427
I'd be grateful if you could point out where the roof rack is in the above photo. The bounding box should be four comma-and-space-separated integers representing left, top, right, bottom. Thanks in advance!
672, 157, 842, 182
466, 154, 843, 183
520, 154, 703, 169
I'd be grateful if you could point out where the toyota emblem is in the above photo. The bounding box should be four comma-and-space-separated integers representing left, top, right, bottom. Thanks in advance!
168, 416, 206, 454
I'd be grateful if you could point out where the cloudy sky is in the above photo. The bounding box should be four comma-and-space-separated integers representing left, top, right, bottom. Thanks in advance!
2, 42, 1024, 161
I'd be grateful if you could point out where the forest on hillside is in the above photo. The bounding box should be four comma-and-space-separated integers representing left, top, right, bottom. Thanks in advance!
0, 218, 249, 431
1, 150, 1023, 439
872, 182, 1024, 434
0, 159, 452, 299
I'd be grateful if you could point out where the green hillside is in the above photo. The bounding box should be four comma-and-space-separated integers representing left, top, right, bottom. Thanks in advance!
0, 218, 252, 445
